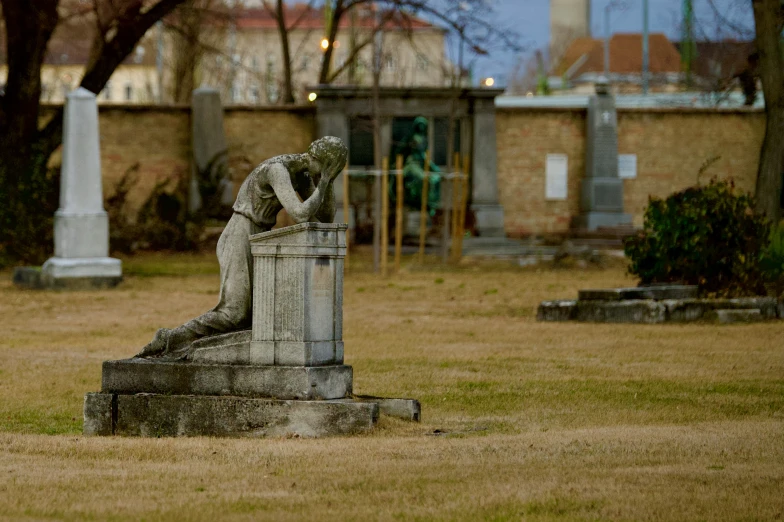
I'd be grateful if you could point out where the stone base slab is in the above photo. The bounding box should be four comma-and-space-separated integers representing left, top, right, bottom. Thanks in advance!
579, 285, 698, 301
84, 392, 378, 438
574, 212, 632, 231
353, 396, 421, 421
710, 309, 764, 324
102, 359, 352, 400
13, 266, 122, 290
539, 297, 781, 323
43, 256, 122, 278
188, 330, 344, 366
471, 204, 506, 238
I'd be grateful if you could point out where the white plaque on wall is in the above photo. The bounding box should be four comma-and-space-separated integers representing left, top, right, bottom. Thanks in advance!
618, 154, 638, 179
545, 154, 568, 200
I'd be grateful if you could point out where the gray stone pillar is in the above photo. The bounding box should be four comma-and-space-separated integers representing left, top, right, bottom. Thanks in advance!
41, 88, 121, 283
190, 87, 230, 213
576, 79, 631, 230
470, 97, 506, 237
250, 223, 347, 366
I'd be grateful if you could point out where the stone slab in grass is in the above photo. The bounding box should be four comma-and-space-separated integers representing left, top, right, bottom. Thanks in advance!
578, 285, 698, 301
102, 359, 352, 400
663, 297, 779, 322
711, 309, 764, 324
350, 396, 422, 422
84, 392, 378, 438
537, 300, 577, 321
574, 300, 667, 324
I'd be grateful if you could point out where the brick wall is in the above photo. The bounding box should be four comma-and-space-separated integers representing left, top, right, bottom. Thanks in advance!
495, 107, 766, 236
42, 104, 316, 214
41, 103, 765, 236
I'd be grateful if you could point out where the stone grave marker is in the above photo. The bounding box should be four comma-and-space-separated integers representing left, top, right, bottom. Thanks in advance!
13, 88, 122, 289
85, 222, 420, 438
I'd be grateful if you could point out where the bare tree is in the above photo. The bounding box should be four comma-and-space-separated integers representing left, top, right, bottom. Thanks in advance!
751, 0, 784, 222
0, 0, 191, 264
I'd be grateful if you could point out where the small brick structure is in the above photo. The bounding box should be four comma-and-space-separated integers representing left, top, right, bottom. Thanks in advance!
538, 285, 782, 324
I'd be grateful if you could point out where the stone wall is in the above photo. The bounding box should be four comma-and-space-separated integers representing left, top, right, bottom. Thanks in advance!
496, 107, 766, 237
43, 104, 316, 214
42, 103, 765, 236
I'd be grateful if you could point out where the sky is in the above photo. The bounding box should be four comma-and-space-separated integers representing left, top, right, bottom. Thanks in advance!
470, 0, 755, 85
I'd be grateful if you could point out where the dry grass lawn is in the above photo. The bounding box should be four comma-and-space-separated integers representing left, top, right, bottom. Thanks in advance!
0, 248, 782, 521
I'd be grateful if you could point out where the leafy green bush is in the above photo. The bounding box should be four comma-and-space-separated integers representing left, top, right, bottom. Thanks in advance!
760, 223, 784, 297
624, 179, 770, 297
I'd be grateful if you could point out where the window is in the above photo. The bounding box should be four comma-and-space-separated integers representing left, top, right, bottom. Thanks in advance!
384, 54, 396, 71
416, 53, 429, 71
251, 56, 260, 70
233, 53, 241, 66
124, 83, 133, 101
249, 84, 260, 104
102, 81, 112, 101
300, 54, 310, 70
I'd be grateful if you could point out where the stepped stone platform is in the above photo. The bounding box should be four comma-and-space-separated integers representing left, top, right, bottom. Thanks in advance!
538, 285, 783, 324
84, 223, 420, 438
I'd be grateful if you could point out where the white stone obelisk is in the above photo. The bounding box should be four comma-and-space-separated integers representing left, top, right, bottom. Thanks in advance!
42, 88, 122, 283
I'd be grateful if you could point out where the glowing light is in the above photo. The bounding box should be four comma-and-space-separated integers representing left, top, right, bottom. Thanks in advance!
483, 77, 495, 87
320, 38, 329, 50
308, 92, 318, 102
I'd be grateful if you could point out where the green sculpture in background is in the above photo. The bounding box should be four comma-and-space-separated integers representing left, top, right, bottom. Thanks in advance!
393, 116, 441, 215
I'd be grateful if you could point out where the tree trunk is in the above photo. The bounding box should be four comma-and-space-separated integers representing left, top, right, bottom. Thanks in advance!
0, 0, 59, 202
318, 0, 344, 85
752, 0, 784, 223
0, 0, 189, 264
275, 0, 296, 103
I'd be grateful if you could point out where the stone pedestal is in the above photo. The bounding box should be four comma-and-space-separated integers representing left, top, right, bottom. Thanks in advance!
250, 223, 346, 366
84, 222, 419, 438
14, 88, 121, 289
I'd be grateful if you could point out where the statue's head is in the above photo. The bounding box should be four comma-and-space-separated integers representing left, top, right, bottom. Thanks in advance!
413, 116, 428, 134
307, 136, 348, 171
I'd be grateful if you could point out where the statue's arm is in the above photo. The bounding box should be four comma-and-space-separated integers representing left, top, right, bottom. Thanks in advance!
313, 177, 336, 223
267, 164, 331, 223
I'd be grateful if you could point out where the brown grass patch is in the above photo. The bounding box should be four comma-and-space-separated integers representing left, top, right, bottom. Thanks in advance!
0, 248, 782, 520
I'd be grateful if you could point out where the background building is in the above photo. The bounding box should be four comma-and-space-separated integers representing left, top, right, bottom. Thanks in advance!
0, 2, 449, 106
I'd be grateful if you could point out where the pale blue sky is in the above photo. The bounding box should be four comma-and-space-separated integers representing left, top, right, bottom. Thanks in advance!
470, 0, 754, 84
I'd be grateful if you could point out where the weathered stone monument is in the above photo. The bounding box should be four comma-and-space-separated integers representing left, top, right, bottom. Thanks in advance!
84, 137, 419, 438
13, 88, 122, 289
190, 87, 233, 214
576, 79, 631, 231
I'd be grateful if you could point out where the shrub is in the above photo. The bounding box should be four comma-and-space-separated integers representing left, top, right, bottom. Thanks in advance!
107, 164, 203, 254
624, 179, 770, 297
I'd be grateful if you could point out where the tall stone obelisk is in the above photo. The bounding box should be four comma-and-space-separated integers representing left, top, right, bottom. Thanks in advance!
41, 88, 122, 287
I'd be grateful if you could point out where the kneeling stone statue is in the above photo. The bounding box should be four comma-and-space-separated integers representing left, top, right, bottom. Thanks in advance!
83, 136, 421, 439
137, 136, 348, 360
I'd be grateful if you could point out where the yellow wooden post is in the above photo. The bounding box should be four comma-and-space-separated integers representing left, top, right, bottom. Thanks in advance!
394, 154, 404, 273
418, 151, 430, 263
342, 165, 350, 271
381, 157, 389, 277
451, 153, 461, 262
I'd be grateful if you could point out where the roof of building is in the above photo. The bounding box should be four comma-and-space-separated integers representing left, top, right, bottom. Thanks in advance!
553, 33, 682, 78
